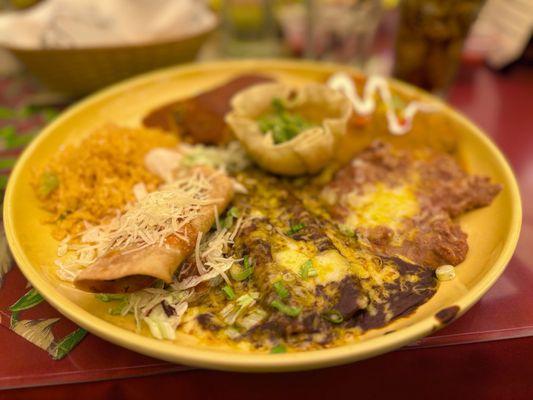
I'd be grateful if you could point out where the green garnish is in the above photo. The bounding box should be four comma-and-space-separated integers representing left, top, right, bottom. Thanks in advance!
38, 171, 59, 198
272, 98, 285, 113
231, 267, 253, 281
52, 328, 87, 360
95, 293, 126, 302
257, 98, 314, 144
323, 310, 344, 324
222, 284, 236, 300
338, 224, 356, 238
270, 300, 301, 317
108, 301, 128, 316
273, 281, 289, 299
236, 294, 255, 308
222, 207, 240, 229
97, 293, 129, 315
286, 222, 305, 236
270, 344, 287, 354
230, 255, 254, 281
300, 260, 317, 280
9, 288, 44, 312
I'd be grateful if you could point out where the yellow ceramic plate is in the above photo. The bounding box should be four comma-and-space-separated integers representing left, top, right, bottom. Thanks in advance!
3, 60, 521, 372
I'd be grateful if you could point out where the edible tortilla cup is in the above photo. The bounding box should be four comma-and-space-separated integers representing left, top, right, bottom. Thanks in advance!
74, 167, 234, 293
225, 83, 352, 176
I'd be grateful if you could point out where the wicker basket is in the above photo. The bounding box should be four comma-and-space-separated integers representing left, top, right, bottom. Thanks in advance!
6, 28, 215, 96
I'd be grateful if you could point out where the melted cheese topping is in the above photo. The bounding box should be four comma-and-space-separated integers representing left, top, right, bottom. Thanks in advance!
344, 184, 419, 230
274, 243, 351, 286
312, 250, 352, 285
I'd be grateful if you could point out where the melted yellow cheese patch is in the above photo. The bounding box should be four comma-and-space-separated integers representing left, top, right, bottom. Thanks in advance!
312, 250, 352, 285
274, 248, 310, 276
274, 244, 351, 286
345, 184, 419, 229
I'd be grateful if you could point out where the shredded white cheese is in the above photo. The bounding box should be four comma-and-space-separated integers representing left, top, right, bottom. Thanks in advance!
172, 216, 245, 291
105, 214, 246, 340
180, 141, 250, 173
56, 169, 217, 277
132, 182, 148, 202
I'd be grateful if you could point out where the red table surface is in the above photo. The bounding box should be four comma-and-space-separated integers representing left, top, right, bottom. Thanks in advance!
1, 63, 532, 398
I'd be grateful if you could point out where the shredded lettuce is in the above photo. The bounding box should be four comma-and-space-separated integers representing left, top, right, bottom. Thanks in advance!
143, 302, 188, 340
181, 141, 250, 173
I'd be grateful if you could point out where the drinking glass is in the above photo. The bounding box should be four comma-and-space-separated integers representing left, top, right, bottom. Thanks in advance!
393, 0, 486, 95
220, 0, 281, 57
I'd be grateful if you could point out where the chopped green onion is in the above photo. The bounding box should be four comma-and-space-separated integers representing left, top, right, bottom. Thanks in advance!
9, 288, 44, 312
286, 223, 305, 236
230, 256, 253, 281
300, 260, 317, 280
273, 281, 289, 299
238, 308, 267, 330
230, 267, 253, 281
108, 300, 129, 315
220, 293, 256, 325
323, 310, 344, 324
271, 98, 285, 113
339, 224, 356, 238
225, 327, 241, 339
52, 328, 87, 360
95, 293, 126, 302
37, 171, 59, 198
257, 98, 313, 144
222, 207, 240, 229
236, 294, 255, 308
270, 300, 301, 317
221, 285, 236, 300
436, 264, 456, 281
220, 303, 237, 324
143, 304, 178, 339
270, 344, 287, 354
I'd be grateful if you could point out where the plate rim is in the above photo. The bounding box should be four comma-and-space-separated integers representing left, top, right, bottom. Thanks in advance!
3, 59, 522, 372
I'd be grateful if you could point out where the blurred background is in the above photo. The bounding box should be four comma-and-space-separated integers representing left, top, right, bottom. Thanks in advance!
0, 0, 531, 100
0, 2, 532, 392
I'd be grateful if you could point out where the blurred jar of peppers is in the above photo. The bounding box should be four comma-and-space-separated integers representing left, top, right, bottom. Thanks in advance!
393, 0, 486, 95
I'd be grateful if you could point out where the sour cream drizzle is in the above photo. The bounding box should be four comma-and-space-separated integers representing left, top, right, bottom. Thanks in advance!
327, 72, 439, 136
